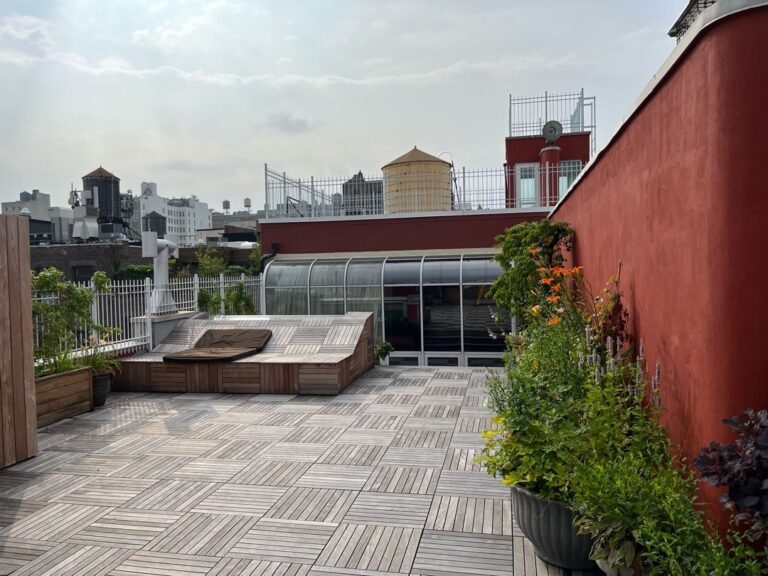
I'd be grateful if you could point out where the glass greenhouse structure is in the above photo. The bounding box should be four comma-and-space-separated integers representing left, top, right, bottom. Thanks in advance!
262, 255, 510, 367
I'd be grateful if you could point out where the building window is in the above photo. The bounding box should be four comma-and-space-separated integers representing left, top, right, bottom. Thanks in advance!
515, 163, 539, 207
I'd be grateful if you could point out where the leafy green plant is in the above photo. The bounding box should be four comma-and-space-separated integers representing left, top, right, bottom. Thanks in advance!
114, 264, 153, 281
374, 341, 394, 363
32, 268, 94, 377
489, 220, 573, 330
197, 288, 221, 315
196, 246, 227, 276
224, 282, 256, 315
82, 350, 121, 377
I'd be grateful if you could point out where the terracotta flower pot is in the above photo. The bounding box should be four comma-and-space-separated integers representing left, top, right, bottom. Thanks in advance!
511, 485, 597, 571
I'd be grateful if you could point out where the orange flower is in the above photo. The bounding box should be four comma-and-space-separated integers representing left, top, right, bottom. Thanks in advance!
571, 266, 583, 275
528, 247, 540, 255
551, 283, 562, 293
540, 277, 555, 286
548, 316, 561, 326
546, 295, 561, 304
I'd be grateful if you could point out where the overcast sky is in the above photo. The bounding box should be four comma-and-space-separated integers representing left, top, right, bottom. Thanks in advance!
0, 1, 683, 211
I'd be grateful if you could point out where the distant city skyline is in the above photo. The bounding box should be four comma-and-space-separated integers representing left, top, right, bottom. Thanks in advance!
1, 0, 683, 211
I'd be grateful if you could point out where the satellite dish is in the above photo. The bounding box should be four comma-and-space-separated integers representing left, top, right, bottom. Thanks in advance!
542, 120, 563, 144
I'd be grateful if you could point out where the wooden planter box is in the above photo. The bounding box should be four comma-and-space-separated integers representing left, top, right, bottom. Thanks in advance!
36, 367, 93, 428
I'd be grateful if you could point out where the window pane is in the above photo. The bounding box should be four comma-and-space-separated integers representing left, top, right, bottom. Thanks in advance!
384, 286, 421, 351
310, 287, 344, 315
347, 286, 383, 341
266, 288, 307, 315
427, 356, 459, 367
462, 258, 502, 284
422, 259, 460, 284
422, 286, 461, 351
347, 259, 383, 286
467, 357, 505, 367
462, 285, 509, 352
388, 356, 419, 366
383, 260, 421, 285
265, 261, 310, 288
310, 261, 345, 287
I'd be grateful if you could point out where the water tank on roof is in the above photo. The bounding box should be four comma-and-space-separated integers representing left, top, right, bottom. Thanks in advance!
382, 147, 452, 214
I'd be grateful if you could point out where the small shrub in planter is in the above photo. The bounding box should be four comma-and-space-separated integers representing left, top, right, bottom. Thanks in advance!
374, 341, 394, 365
696, 409, 768, 543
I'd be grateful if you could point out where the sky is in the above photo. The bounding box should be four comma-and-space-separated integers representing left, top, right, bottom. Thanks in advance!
0, 0, 684, 212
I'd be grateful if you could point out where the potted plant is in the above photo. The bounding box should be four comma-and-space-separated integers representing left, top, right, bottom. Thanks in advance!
32, 268, 120, 423
374, 341, 394, 365
82, 349, 120, 407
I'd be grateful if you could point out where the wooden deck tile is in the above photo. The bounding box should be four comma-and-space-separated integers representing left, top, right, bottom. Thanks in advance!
282, 426, 345, 444
426, 495, 513, 536
317, 402, 369, 416
264, 487, 357, 523
350, 414, 407, 431
145, 512, 257, 556
0, 498, 47, 528
412, 530, 513, 576
436, 471, 509, 499
234, 425, 296, 442
170, 459, 249, 483
66, 509, 182, 549
55, 477, 158, 507
232, 460, 312, 487
391, 429, 452, 449
147, 438, 222, 458
123, 480, 219, 512
259, 443, 330, 462
343, 493, 431, 528
9, 543, 132, 576
201, 440, 272, 460
209, 558, 311, 575
1, 474, 90, 502
94, 435, 172, 455
109, 550, 220, 575
380, 448, 447, 468
444, 448, 486, 472
315, 523, 421, 573
0, 503, 110, 542
193, 484, 286, 517
317, 444, 386, 466
0, 537, 55, 575
362, 466, 440, 495
295, 464, 373, 491
229, 519, 336, 564
107, 456, 192, 480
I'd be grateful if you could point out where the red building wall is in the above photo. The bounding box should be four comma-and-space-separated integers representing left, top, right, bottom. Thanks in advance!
505, 132, 591, 168
260, 211, 545, 255
551, 6, 768, 520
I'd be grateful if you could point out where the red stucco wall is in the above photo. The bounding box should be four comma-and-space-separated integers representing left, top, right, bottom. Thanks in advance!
551, 7, 768, 518
261, 211, 544, 254
505, 132, 590, 167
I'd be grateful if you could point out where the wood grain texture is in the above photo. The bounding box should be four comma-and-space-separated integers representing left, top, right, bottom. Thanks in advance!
35, 367, 92, 428
116, 313, 375, 396
0, 216, 37, 469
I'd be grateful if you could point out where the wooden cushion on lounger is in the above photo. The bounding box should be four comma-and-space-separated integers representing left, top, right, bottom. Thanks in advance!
163, 329, 272, 363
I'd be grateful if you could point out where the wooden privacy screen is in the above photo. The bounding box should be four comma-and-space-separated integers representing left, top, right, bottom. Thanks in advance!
0, 216, 37, 468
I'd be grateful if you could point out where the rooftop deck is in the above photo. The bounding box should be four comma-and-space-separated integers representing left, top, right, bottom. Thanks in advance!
0, 367, 595, 576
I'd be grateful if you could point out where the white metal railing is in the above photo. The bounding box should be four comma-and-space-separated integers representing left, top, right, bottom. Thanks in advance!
264, 163, 584, 220
32, 274, 262, 356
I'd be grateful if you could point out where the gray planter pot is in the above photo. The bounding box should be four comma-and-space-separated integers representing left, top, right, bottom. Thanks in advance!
511, 485, 597, 571
93, 373, 111, 407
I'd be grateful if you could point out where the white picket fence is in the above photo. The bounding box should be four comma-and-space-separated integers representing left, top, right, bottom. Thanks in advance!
32, 274, 262, 357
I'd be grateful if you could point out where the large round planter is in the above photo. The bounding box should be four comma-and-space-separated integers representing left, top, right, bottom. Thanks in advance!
93, 373, 111, 407
511, 486, 597, 571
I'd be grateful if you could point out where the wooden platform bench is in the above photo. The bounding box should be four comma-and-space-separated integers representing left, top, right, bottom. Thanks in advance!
114, 312, 375, 395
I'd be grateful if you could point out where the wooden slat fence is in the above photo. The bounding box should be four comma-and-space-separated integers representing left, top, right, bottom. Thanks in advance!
0, 216, 37, 468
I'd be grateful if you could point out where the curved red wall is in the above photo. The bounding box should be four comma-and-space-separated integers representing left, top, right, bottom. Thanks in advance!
552, 7, 768, 522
